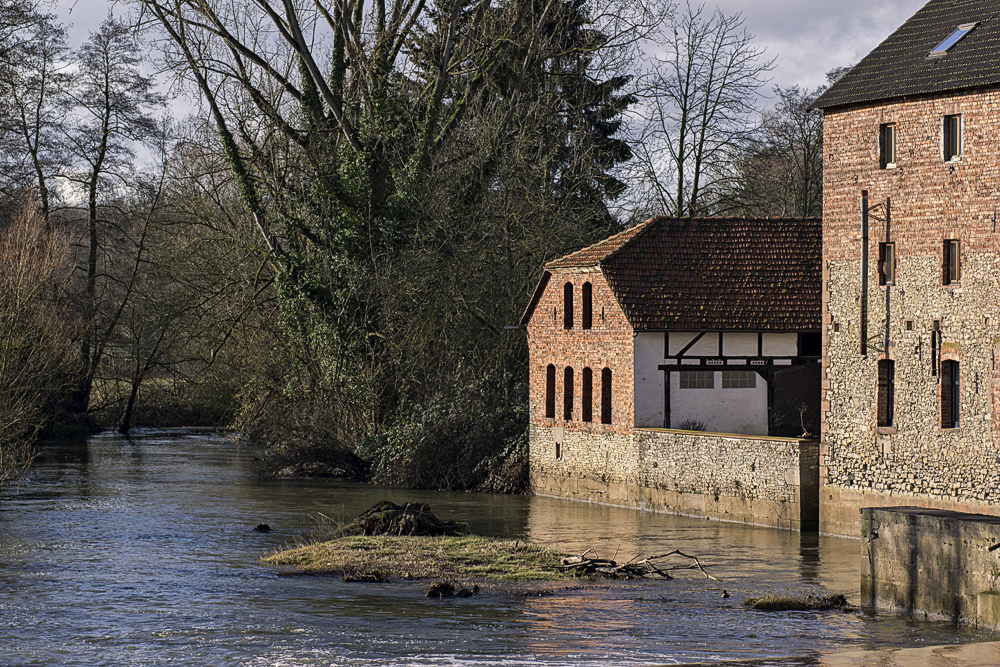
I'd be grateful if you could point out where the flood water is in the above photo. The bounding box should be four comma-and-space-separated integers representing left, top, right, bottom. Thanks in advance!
0, 428, 994, 666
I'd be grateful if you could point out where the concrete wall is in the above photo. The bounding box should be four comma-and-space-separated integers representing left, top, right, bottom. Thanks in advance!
821, 88, 1000, 536
667, 371, 768, 435
861, 507, 1000, 630
529, 419, 819, 532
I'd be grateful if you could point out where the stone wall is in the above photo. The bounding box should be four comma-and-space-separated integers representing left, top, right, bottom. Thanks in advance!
821, 88, 1000, 536
861, 507, 1000, 630
529, 419, 819, 531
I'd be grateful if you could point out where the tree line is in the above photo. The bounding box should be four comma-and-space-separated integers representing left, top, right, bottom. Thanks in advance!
0, 0, 835, 495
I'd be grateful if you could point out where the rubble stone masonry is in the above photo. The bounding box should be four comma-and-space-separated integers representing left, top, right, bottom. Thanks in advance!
822, 88, 1000, 536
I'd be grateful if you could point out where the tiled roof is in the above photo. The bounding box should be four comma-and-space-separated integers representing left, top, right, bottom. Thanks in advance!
603, 217, 821, 331
813, 0, 1000, 109
544, 218, 657, 270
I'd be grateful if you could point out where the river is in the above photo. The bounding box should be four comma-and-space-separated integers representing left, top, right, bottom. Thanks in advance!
0, 428, 994, 666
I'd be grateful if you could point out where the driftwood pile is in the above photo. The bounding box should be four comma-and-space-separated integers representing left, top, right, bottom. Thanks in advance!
558, 547, 719, 580
338, 501, 470, 537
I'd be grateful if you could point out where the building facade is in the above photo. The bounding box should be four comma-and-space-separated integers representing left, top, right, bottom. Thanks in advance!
522, 217, 824, 530
814, 0, 1000, 535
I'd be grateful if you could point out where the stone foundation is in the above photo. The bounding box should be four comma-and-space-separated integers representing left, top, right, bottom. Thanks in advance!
861, 507, 1000, 630
530, 424, 819, 532
823, 485, 1000, 537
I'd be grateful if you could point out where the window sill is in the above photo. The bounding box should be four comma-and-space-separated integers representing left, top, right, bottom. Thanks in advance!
876, 426, 897, 435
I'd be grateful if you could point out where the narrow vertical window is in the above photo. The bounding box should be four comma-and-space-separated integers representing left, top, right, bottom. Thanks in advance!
944, 115, 962, 161
877, 359, 895, 427
601, 368, 612, 424
545, 364, 555, 418
878, 242, 895, 285
943, 239, 960, 284
563, 283, 574, 329
563, 367, 574, 421
879, 123, 896, 168
582, 282, 593, 330
582, 367, 593, 422
941, 360, 960, 428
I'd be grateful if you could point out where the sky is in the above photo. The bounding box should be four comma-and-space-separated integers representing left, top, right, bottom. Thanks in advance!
52, 0, 930, 102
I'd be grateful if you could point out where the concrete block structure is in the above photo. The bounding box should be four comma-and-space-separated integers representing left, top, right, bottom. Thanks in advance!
521, 217, 823, 530
814, 0, 1000, 536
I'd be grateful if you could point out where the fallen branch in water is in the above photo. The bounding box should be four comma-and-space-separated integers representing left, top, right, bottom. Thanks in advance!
558, 548, 719, 580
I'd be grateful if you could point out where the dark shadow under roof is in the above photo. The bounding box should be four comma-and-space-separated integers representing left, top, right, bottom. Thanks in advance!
813, 0, 1000, 110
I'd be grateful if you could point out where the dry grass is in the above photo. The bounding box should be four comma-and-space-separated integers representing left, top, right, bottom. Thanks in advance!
742, 594, 850, 611
262, 535, 568, 582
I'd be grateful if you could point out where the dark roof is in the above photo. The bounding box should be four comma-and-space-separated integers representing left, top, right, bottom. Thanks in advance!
813, 0, 1000, 109
522, 217, 822, 331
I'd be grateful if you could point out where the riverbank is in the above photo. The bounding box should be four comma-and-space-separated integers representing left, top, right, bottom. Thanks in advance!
262, 535, 566, 581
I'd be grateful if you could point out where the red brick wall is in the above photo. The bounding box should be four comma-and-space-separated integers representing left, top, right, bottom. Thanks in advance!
525, 268, 634, 433
823, 89, 1000, 264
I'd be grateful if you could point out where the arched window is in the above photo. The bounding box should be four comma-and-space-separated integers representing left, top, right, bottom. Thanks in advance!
545, 364, 556, 418
877, 359, 894, 427
563, 367, 574, 420
601, 367, 612, 424
582, 367, 593, 422
563, 282, 574, 329
941, 360, 960, 428
582, 282, 593, 330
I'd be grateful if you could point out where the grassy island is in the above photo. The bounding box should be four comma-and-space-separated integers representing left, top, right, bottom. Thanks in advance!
263, 535, 567, 582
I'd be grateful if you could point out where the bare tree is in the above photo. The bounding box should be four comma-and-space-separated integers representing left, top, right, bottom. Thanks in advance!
0, 198, 79, 496
61, 14, 165, 415
622, 1, 773, 218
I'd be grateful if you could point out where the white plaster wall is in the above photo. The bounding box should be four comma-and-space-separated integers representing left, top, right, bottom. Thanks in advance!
634, 332, 665, 427
668, 332, 720, 356
762, 333, 798, 356
722, 332, 758, 356
669, 371, 769, 435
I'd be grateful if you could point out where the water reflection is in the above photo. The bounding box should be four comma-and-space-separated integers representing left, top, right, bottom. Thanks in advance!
0, 429, 995, 666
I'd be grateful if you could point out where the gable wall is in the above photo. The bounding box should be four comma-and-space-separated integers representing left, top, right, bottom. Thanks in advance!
525, 268, 635, 439
822, 88, 1000, 536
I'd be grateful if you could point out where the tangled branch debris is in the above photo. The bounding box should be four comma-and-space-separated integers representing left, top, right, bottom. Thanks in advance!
558, 547, 719, 580
337, 501, 469, 537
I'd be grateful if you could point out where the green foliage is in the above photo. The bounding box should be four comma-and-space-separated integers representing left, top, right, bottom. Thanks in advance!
359, 379, 528, 493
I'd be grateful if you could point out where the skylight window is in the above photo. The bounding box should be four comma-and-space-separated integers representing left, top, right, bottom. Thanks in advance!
929, 22, 978, 58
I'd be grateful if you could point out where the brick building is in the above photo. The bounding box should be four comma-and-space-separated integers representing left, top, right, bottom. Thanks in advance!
521, 216, 825, 530
813, 0, 1000, 535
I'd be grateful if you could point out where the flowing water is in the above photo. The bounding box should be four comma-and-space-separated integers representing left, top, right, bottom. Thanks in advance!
0, 428, 994, 666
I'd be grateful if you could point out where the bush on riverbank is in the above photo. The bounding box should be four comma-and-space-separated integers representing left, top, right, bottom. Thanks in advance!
358, 380, 529, 493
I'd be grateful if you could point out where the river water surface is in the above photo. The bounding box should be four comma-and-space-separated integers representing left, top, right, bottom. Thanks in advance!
0, 428, 995, 666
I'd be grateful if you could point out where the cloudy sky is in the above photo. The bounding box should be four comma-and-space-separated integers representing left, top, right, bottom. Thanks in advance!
53, 0, 929, 97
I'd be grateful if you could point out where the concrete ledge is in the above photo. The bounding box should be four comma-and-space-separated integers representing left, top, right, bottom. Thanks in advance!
861, 507, 1000, 630
822, 486, 1000, 537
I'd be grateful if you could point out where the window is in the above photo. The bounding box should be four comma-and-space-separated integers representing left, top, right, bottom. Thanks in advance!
929, 23, 978, 58
582, 367, 593, 422
545, 365, 556, 418
601, 368, 612, 424
877, 359, 895, 427
582, 282, 593, 330
679, 370, 714, 389
943, 239, 960, 284
941, 360, 960, 428
563, 283, 574, 329
563, 367, 574, 420
878, 242, 896, 285
879, 123, 896, 168
944, 115, 962, 161
722, 370, 756, 388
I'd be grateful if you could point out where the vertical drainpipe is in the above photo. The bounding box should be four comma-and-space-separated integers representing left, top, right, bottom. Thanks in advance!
861, 191, 869, 356
884, 197, 892, 356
